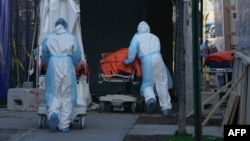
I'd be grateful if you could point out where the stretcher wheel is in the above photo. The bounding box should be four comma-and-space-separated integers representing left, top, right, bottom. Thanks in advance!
98, 102, 104, 113
39, 115, 47, 129
79, 116, 85, 129
131, 102, 136, 114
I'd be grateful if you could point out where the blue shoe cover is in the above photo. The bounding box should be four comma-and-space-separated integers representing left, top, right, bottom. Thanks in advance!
146, 98, 156, 114
61, 127, 70, 133
162, 109, 171, 117
48, 112, 59, 131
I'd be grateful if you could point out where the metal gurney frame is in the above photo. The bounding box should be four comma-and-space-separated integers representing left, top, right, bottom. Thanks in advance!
37, 75, 87, 130
98, 52, 140, 113
37, 104, 86, 129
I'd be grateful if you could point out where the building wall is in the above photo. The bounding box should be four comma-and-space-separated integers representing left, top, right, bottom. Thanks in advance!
80, 0, 174, 95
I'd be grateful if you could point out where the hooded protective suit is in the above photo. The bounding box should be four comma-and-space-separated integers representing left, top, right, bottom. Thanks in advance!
124, 21, 172, 111
41, 18, 82, 130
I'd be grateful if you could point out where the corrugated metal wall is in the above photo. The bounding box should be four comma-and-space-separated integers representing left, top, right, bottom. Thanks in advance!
235, 0, 250, 124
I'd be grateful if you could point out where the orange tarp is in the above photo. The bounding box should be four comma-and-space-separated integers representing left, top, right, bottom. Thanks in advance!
205, 51, 234, 62
100, 48, 141, 77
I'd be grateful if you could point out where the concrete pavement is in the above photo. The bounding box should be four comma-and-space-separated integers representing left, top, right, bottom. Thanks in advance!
129, 124, 223, 137
0, 108, 223, 141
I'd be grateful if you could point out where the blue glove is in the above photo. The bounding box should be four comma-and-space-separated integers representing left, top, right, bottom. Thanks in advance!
200, 52, 207, 57
204, 39, 209, 47
123, 60, 130, 65
200, 40, 209, 51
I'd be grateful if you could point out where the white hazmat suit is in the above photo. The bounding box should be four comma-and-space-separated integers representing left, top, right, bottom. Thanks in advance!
41, 18, 82, 132
124, 21, 172, 116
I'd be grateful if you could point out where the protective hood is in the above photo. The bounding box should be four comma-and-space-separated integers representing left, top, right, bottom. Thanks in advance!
137, 21, 150, 34
54, 18, 68, 34
55, 18, 68, 29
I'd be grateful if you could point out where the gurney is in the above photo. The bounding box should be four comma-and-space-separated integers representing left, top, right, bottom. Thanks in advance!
37, 104, 86, 129
37, 62, 89, 130
98, 48, 141, 113
204, 51, 233, 92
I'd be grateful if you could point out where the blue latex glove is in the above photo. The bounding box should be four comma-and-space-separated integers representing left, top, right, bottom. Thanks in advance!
200, 43, 207, 51
200, 39, 209, 51
204, 39, 209, 46
123, 60, 130, 65
200, 52, 207, 57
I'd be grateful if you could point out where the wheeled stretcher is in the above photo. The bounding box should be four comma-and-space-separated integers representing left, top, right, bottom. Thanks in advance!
98, 48, 141, 113
37, 104, 86, 129
37, 63, 89, 130
203, 51, 233, 91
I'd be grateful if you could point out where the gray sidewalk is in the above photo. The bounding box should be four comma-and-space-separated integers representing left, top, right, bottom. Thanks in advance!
0, 108, 223, 141
129, 124, 223, 137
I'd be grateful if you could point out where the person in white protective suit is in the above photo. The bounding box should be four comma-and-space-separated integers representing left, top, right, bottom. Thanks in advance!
41, 18, 82, 132
124, 21, 172, 116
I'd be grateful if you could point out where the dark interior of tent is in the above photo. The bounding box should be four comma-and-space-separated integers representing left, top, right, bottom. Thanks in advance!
80, 0, 174, 95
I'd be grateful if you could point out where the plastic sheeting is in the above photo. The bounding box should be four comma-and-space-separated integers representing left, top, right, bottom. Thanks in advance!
38, 0, 85, 62
0, 0, 11, 98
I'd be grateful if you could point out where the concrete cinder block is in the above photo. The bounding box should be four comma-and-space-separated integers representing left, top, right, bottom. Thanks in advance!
23, 82, 33, 88
7, 88, 45, 111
